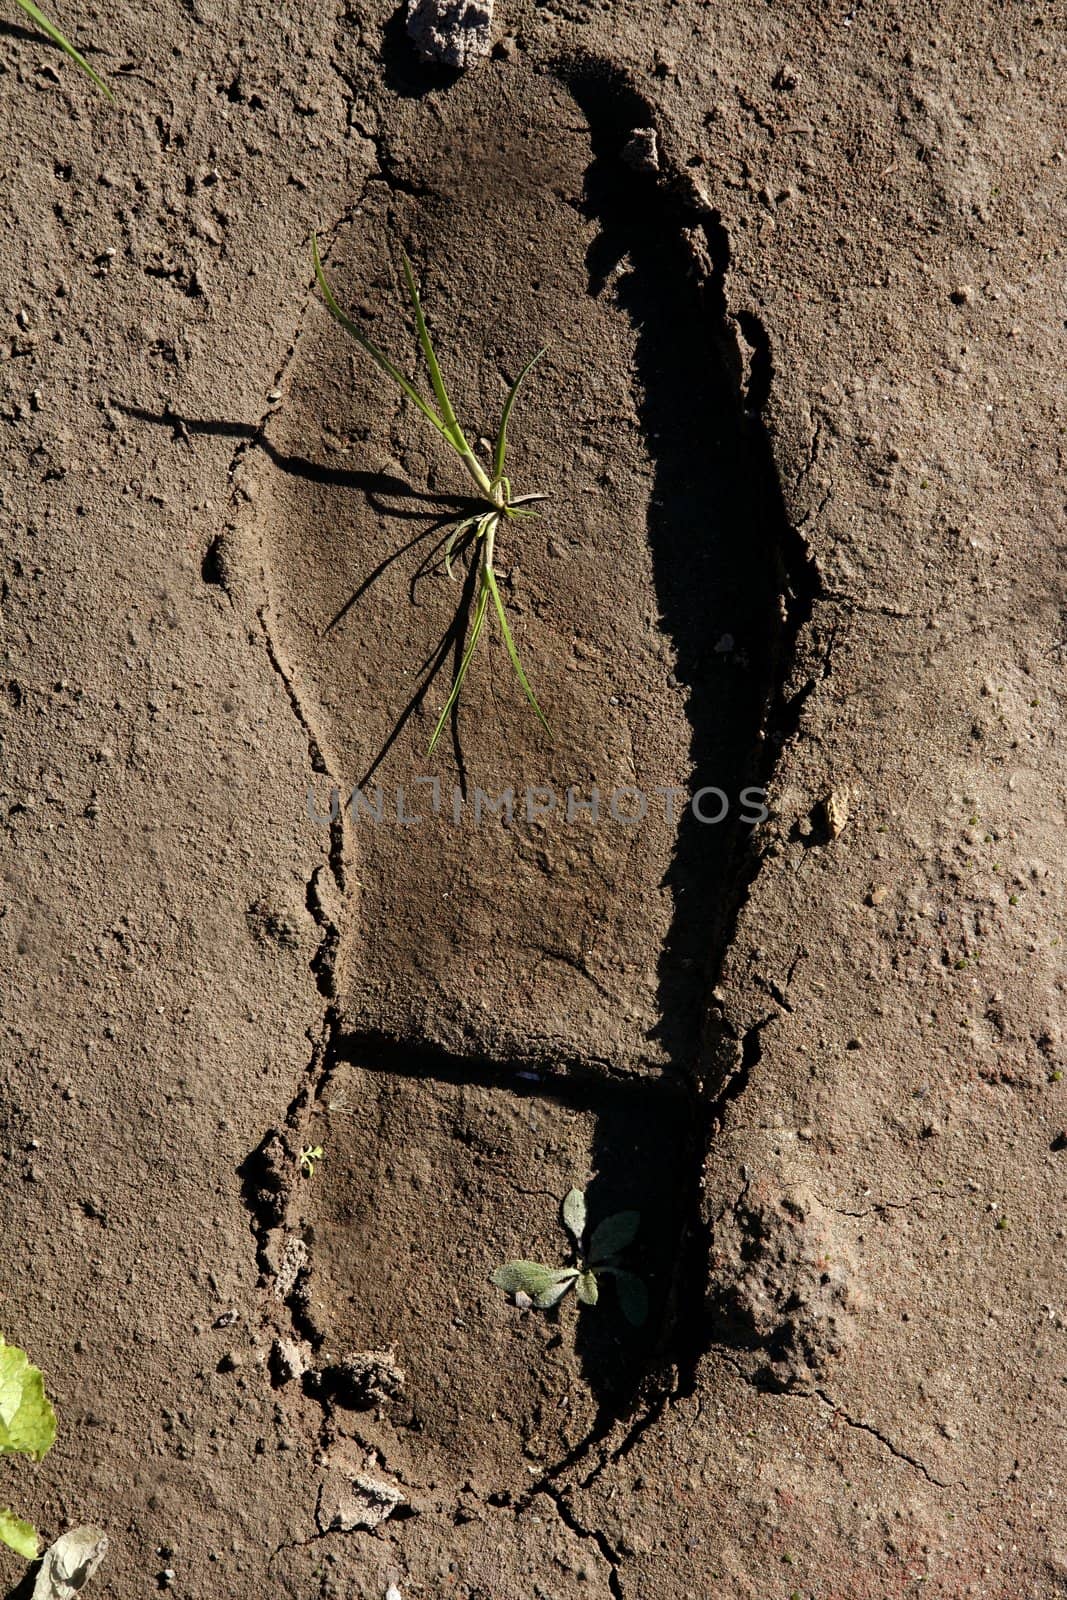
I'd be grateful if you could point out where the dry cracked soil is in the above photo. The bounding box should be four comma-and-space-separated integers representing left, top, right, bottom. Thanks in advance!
1, 2, 1065, 1598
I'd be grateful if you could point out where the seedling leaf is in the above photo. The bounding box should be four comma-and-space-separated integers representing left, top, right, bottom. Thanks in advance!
533, 1269, 581, 1310
493, 348, 545, 480
588, 1210, 640, 1265
14, 0, 113, 99
492, 1263, 577, 1310
0, 1508, 37, 1560
576, 1271, 599, 1307
311, 237, 455, 447
483, 564, 551, 736
443, 514, 481, 579
491, 1262, 554, 1296
0, 1338, 57, 1461
400, 251, 465, 448
612, 1271, 648, 1328
561, 1187, 586, 1247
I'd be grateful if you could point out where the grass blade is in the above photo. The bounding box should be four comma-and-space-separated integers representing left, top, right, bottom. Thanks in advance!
443, 514, 481, 579
15, 0, 112, 98
427, 576, 490, 754
311, 236, 460, 451
483, 564, 551, 737
400, 249, 466, 449
493, 348, 545, 480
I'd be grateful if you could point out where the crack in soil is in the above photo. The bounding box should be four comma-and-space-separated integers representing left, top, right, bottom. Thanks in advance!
715, 1350, 949, 1487
811, 1386, 951, 1488
541, 1484, 625, 1600
817, 1187, 961, 1218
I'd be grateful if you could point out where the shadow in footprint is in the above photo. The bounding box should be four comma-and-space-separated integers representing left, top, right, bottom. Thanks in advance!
565, 60, 792, 1080
562, 1076, 704, 1454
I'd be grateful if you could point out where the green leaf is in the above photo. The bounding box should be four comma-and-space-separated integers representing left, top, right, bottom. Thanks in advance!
533, 1269, 580, 1310
443, 514, 481, 580
492, 348, 545, 479
612, 1271, 648, 1328
311, 237, 458, 450
575, 1270, 599, 1307
483, 564, 551, 737
0, 1338, 57, 1461
14, 0, 113, 99
490, 1261, 557, 1297
0, 1508, 38, 1560
400, 251, 467, 450
561, 1188, 586, 1247
427, 568, 491, 754
588, 1210, 640, 1265
491, 1263, 577, 1309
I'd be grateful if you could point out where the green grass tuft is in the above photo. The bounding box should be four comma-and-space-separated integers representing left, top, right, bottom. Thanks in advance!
312, 234, 551, 753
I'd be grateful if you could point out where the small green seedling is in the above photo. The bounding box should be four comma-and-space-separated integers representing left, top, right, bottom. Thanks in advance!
492, 1187, 648, 1327
312, 236, 551, 753
299, 1144, 324, 1178
0, 1335, 58, 1559
13, 0, 112, 98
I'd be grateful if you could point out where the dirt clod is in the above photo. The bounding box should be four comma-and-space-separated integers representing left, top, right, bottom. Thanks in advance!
709, 1185, 854, 1387
267, 1234, 309, 1301
622, 127, 659, 173
269, 1337, 309, 1385
321, 1347, 406, 1409
406, 0, 494, 67
316, 1471, 405, 1533
819, 789, 851, 840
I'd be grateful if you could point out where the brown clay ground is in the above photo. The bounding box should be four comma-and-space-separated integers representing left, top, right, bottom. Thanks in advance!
1, 3, 1065, 1598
